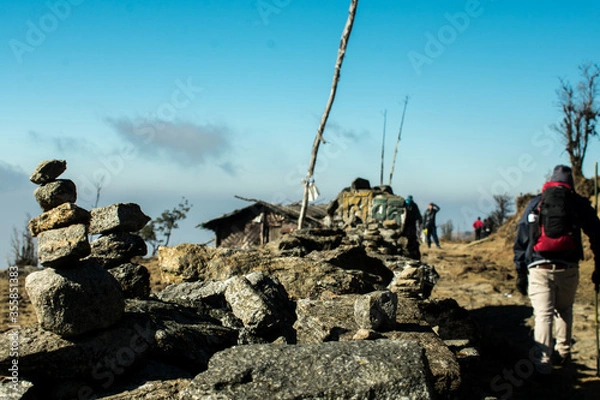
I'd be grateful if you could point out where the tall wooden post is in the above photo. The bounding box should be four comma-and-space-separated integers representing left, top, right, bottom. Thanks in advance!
297, 0, 360, 229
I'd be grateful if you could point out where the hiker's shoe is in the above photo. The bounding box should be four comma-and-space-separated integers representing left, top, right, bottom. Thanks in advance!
551, 352, 571, 366
534, 361, 553, 376
436, 245, 442, 249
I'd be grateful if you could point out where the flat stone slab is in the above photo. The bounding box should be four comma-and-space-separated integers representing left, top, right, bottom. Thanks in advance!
28, 202, 90, 237
180, 340, 434, 400
89, 203, 150, 234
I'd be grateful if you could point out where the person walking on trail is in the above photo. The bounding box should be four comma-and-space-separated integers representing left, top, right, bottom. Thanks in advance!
483, 217, 494, 238
513, 164, 600, 375
473, 216, 484, 240
401, 195, 422, 260
422, 202, 441, 249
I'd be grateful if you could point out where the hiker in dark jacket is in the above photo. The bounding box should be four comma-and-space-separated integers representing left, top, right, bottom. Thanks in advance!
422, 202, 441, 248
513, 165, 600, 374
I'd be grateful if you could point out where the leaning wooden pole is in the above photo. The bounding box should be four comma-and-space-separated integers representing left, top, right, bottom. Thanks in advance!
297, 0, 359, 229
388, 96, 409, 186
379, 110, 387, 186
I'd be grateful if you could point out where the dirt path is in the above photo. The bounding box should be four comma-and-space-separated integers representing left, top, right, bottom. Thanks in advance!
424, 238, 600, 400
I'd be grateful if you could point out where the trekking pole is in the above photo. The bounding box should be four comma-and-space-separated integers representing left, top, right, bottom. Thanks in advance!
595, 162, 599, 376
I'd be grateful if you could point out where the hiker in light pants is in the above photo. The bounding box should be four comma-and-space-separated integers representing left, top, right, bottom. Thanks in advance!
513, 165, 600, 375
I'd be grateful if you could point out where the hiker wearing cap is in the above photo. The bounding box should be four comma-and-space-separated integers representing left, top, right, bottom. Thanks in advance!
401, 195, 422, 260
422, 202, 441, 249
513, 165, 600, 375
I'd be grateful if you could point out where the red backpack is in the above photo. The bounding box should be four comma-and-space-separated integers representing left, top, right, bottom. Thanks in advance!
532, 181, 578, 253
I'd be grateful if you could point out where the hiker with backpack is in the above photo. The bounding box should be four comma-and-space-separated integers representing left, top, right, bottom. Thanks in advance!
513, 165, 600, 375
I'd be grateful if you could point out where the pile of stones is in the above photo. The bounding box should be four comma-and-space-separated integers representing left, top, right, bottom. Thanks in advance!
25, 159, 151, 338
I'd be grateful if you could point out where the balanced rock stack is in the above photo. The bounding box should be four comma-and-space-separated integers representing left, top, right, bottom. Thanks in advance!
24, 159, 149, 338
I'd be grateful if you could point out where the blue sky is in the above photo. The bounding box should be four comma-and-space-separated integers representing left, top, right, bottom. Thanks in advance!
1, 0, 599, 267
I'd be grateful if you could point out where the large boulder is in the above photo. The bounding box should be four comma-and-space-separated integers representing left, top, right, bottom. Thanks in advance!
157, 244, 216, 283
37, 223, 91, 268
25, 261, 125, 337
180, 340, 434, 400
89, 203, 150, 235
29, 159, 67, 184
33, 179, 77, 211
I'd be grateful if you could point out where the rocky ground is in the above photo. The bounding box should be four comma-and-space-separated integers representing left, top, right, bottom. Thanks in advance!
3, 233, 600, 399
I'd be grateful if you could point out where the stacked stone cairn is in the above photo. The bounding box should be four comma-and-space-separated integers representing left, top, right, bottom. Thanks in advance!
25, 159, 151, 338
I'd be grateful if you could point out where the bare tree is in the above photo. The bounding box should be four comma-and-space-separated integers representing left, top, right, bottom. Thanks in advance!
488, 194, 514, 228
553, 63, 600, 180
439, 220, 454, 241
138, 221, 161, 256
9, 214, 37, 267
154, 197, 192, 247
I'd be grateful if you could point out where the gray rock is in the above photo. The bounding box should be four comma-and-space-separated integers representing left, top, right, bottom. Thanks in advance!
89, 233, 148, 268
89, 203, 151, 235
154, 280, 230, 309
418, 298, 479, 344
37, 223, 90, 268
224, 275, 278, 334
25, 261, 125, 337
28, 202, 90, 236
29, 159, 67, 184
180, 340, 434, 400
108, 263, 151, 299
354, 290, 398, 331
34, 179, 77, 211
306, 244, 394, 284
125, 299, 238, 370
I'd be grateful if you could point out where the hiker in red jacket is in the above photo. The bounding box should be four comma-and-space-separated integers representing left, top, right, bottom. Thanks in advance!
472, 217, 484, 240
513, 165, 600, 375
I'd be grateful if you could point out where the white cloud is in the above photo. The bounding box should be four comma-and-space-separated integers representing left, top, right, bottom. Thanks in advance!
105, 117, 233, 167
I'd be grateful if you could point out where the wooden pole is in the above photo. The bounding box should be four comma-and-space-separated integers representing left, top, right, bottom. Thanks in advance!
297, 0, 359, 229
388, 96, 409, 186
379, 109, 387, 186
